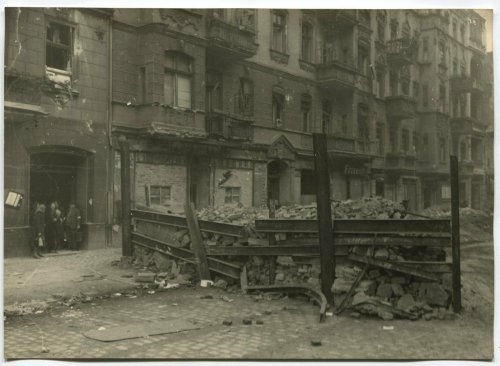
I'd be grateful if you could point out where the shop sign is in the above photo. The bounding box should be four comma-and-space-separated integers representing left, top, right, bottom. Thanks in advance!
344, 164, 367, 176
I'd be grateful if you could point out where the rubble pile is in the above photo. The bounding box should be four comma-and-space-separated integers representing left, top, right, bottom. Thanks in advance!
418, 206, 493, 243
332, 263, 455, 320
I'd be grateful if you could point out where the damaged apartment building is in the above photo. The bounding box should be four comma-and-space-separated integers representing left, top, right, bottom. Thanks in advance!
4, 8, 492, 255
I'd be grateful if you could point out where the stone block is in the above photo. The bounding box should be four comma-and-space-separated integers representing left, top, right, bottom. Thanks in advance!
391, 283, 405, 297
397, 294, 417, 312
421, 283, 450, 307
376, 283, 393, 299
374, 248, 389, 260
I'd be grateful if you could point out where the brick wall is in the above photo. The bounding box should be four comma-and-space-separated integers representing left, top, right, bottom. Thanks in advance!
213, 168, 253, 207
135, 162, 187, 213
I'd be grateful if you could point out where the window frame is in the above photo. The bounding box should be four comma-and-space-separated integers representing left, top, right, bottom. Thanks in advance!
301, 20, 313, 62
272, 91, 285, 127
146, 185, 172, 207
301, 94, 312, 133
164, 51, 193, 109
224, 187, 241, 204
45, 20, 75, 74
271, 10, 288, 54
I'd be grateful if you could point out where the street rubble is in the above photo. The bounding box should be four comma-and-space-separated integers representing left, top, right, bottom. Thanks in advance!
129, 197, 479, 321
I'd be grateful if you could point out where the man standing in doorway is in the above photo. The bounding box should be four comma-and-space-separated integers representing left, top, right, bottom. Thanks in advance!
66, 203, 81, 250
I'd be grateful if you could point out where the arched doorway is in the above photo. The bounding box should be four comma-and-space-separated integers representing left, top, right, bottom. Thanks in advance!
267, 160, 289, 207
29, 147, 91, 223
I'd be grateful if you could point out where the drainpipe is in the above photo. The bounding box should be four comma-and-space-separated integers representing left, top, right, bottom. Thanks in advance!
106, 13, 113, 246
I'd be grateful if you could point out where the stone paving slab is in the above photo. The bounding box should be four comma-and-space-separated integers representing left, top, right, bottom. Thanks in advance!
4, 287, 493, 360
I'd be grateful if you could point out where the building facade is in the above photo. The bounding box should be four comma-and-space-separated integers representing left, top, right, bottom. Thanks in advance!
4, 8, 492, 255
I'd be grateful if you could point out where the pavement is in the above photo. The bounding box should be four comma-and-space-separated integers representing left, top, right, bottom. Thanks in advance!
4, 248, 137, 307
3, 243, 495, 360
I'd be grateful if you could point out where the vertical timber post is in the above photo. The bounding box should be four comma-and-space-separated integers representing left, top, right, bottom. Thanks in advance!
313, 133, 334, 304
268, 199, 276, 284
119, 136, 132, 257
185, 202, 211, 281
450, 155, 462, 312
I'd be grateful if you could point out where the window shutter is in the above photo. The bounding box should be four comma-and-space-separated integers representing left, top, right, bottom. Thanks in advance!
145, 185, 150, 207
177, 75, 191, 108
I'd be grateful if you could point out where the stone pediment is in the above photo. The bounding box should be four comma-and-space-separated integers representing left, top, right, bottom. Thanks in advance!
267, 135, 296, 161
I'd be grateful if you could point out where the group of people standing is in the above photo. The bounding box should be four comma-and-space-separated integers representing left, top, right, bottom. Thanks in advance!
32, 201, 81, 259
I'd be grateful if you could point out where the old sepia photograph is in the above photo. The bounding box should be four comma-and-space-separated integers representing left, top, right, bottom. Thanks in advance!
3, 6, 495, 361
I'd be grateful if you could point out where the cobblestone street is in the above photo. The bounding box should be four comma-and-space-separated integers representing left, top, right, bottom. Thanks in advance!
4, 242, 493, 360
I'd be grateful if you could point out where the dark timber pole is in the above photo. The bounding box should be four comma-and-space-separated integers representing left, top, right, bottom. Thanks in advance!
313, 133, 334, 304
119, 136, 132, 257
450, 155, 462, 312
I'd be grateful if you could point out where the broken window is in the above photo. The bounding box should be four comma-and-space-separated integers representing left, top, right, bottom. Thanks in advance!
272, 10, 287, 53
164, 52, 192, 109
422, 37, 429, 62
46, 22, 73, 72
301, 21, 313, 62
412, 131, 419, 154
412, 81, 420, 104
146, 185, 171, 206
301, 94, 312, 132
224, 187, 241, 204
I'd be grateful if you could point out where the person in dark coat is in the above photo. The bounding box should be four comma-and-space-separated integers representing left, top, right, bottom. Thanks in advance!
45, 201, 58, 253
32, 204, 46, 258
54, 205, 65, 252
66, 203, 81, 250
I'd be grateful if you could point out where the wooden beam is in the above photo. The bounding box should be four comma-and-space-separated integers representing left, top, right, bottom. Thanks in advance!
268, 200, 276, 285
450, 155, 462, 312
119, 137, 132, 257
185, 203, 211, 281
313, 133, 335, 304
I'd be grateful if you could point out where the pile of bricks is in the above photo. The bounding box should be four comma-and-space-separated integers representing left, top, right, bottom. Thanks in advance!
333, 263, 453, 320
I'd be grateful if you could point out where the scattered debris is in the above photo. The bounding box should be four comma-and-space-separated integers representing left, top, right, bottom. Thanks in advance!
242, 319, 252, 325
222, 320, 233, 326
220, 295, 234, 303
310, 339, 322, 346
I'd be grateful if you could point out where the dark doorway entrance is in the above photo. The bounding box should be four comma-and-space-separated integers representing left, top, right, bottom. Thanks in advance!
267, 160, 288, 207
30, 151, 87, 222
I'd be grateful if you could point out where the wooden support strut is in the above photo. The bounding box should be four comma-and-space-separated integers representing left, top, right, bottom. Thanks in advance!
268, 200, 277, 285
313, 133, 335, 304
185, 202, 211, 281
450, 155, 462, 313
119, 137, 132, 257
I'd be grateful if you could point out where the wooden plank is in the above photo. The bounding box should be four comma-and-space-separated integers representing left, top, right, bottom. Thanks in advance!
450, 155, 462, 312
185, 203, 211, 281
313, 133, 335, 304
348, 255, 441, 282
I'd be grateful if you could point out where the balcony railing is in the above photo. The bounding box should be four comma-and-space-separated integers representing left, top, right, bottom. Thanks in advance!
326, 135, 356, 153
315, 46, 357, 90
450, 74, 473, 94
385, 95, 417, 120
206, 111, 253, 141
317, 10, 357, 28
207, 17, 257, 58
386, 37, 418, 67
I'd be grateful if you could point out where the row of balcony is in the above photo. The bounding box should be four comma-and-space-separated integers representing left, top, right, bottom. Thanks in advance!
449, 74, 484, 94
